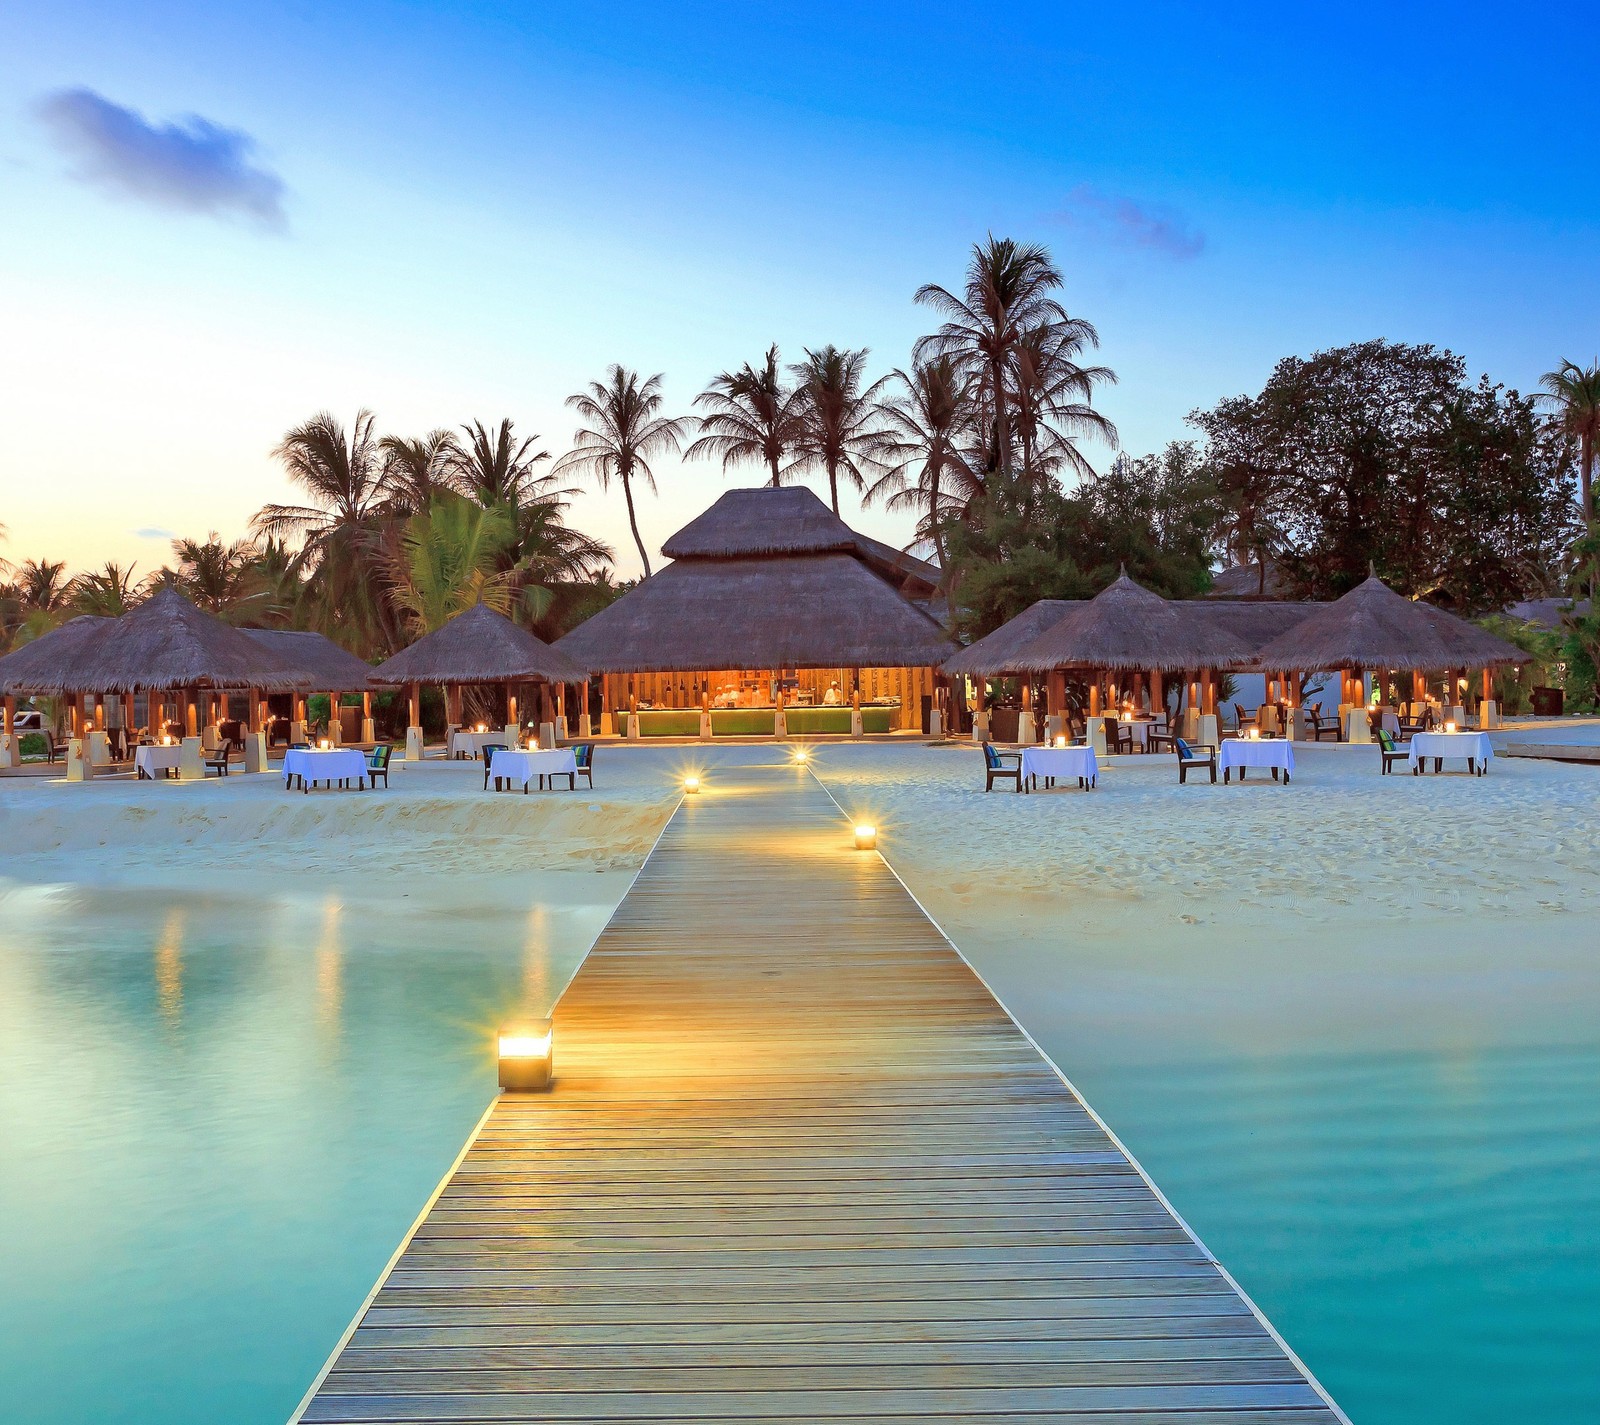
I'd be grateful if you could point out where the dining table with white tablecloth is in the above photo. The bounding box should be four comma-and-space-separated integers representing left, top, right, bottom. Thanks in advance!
448, 729, 502, 760
133, 744, 184, 779
1407, 730, 1493, 776
1218, 737, 1294, 783
282, 747, 369, 791
1019, 744, 1098, 790
486, 747, 579, 791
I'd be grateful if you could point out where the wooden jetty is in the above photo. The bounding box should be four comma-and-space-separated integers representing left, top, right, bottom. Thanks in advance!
294, 759, 1347, 1423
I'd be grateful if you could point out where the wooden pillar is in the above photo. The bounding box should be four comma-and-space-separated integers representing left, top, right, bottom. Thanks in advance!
123, 692, 137, 737
185, 688, 199, 736
1087, 679, 1101, 717
1201, 669, 1216, 716
1481, 667, 1493, 702
247, 688, 261, 733
1149, 669, 1163, 718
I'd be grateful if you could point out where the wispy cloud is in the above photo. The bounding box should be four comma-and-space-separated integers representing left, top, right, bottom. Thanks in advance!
1055, 184, 1204, 260
133, 526, 177, 540
35, 87, 286, 231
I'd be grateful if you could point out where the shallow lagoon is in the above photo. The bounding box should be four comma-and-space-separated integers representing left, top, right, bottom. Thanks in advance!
0, 884, 601, 1425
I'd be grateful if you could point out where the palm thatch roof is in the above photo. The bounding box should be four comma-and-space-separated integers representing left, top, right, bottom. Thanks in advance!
1196, 599, 1327, 652
661, 486, 859, 558
1252, 574, 1523, 671
370, 602, 587, 686
242, 629, 377, 691
0, 616, 115, 696
1204, 559, 1289, 599
1009, 572, 1257, 674
556, 553, 955, 672
943, 600, 1081, 677
26, 588, 310, 693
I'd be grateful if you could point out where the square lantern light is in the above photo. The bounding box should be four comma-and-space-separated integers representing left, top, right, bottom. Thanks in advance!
854, 824, 877, 851
498, 1020, 554, 1092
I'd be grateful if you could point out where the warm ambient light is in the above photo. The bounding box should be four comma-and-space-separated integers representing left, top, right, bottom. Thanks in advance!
497, 1020, 553, 1092
791, 746, 810, 764
319, 738, 331, 751
1444, 719, 1458, 734
684, 775, 700, 794
1053, 734, 1068, 749
855, 824, 877, 850
1247, 728, 1260, 740
476, 722, 487, 733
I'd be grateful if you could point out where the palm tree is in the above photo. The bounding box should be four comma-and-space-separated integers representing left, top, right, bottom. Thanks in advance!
70, 561, 149, 616
1009, 325, 1118, 490
166, 533, 267, 621
257, 410, 393, 651
13, 558, 71, 613
866, 356, 979, 578
1539, 359, 1600, 524
789, 346, 891, 516
687, 345, 804, 487
453, 419, 551, 506
554, 367, 686, 577
383, 494, 518, 637
915, 237, 1112, 484
379, 429, 463, 515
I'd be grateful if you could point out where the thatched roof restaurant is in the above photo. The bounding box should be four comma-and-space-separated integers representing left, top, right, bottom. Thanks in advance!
242, 629, 376, 691
0, 615, 115, 697
554, 487, 954, 735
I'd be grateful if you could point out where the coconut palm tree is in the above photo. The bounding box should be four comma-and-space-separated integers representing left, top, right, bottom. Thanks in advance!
165, 533, 268, 621
1010, 325, 1118, 490
554, 367, 686, 577
865, 356, 980, 577
383, 494, 518, 637
379, 429, 463, 515
70, 561, 149, 616
687, 345, 804, 487
13, 559, 71, 614
915, 237, 1112, 484
452, 419, 551, 506
257, 410, 393, 651
789, 346, 891, 516
1539, 359, 1600, 524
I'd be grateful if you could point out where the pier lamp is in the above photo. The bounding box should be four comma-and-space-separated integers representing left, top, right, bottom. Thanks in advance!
684, 774, 700, 794
498, 1020, 553, 1091
854, 824, 877, 851
791, 746, 810, 765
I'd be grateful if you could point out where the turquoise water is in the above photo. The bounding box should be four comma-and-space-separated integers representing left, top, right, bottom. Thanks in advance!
0, 883, 597, 1425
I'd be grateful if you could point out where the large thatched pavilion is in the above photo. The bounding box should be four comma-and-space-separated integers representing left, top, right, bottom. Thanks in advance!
1253, 573, 1523, 738
554, 487, 955, 737
370, 602, 588, 758
0, 587, 310, 774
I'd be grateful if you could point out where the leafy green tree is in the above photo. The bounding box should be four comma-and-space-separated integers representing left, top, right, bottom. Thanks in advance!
789, 345, 890, 515
383, 495, 518, 637
379, 429, 463, 515
687, 344, 804, 487
452, 419, 551, 506
555, 367, 686, 577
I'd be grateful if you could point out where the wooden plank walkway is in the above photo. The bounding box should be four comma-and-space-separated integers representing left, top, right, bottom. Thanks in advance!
294, 759, 1347, 1424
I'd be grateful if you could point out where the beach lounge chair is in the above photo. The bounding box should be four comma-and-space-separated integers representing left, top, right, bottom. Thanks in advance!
1175, 737, 1218, 784
572, 743, 596, 789
982, 741, 1022, 792
483, 743, 509, 791
1376, 728, 1410, 775
366, 744, 392, 789
1304, 708, 1342, 741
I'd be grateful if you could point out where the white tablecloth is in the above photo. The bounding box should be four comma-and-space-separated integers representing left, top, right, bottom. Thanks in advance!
134, 744, 183, 778
283, 748, 369, 788
449, 730, 501, 759
1408, 731, 1493, 772
487, 747, 578, 790
1020, 745, 1098, 787
1219, 739, 1294, 779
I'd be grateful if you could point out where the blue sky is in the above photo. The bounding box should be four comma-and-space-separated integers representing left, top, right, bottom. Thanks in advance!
4, 2, 1598, 577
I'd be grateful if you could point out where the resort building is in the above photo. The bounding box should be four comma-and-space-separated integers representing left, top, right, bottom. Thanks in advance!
554, 486, 955, 736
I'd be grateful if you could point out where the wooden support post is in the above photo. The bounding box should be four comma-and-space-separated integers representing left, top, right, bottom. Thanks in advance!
1, 694, 16, 768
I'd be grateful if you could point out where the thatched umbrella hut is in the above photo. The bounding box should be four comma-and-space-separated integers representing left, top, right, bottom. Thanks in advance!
1006, 571, 1257, 742
0, 616, 114, 763
943, 600, 1081, 741
554, 487, 954, 737
1252, 573, 1523, 734
243, 629, 377, 744
370, 602, 588, 755
58, 586, 310, 748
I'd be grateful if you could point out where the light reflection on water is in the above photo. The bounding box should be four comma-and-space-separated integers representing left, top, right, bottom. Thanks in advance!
0, 882, 605, 1425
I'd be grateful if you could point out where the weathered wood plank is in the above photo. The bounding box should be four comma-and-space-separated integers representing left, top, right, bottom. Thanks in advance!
293, 761, 1345, 1424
